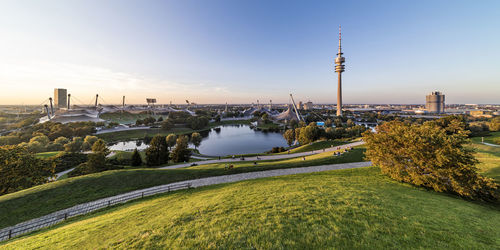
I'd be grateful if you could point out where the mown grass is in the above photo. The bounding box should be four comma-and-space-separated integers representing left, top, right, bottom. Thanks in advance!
278, 140, 349, 154
470, 135, 500, 181
3, 167, 499, 249
0, 147, 365, 229
35, 151, 62, 159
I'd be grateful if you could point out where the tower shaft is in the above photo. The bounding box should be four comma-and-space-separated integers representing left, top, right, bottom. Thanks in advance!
334, 25, 345, 116
337, 72, 342, 116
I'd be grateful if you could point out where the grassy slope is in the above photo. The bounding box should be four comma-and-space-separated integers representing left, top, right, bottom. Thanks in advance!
470, 135, 500, 181
279, 140, 349, 154
0, 148, 365, 228
3, 167, 499, 249
35, 151, 62, 159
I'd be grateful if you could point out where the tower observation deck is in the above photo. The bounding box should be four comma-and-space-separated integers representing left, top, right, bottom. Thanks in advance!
334, 26, 345, 116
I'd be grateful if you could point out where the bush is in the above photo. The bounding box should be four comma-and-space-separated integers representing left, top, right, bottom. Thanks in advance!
363, 119, 498, 201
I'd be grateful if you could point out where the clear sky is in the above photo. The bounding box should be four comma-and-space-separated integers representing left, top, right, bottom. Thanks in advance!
0, 0, 499, 105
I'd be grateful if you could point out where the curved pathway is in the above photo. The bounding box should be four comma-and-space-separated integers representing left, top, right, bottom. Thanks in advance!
1, 161, 371, 241
161, 141, 365, 169
55, 141, 363, 178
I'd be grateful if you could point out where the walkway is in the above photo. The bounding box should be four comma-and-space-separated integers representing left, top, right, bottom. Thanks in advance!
161, 141, 365, 169
0, 161, 371, 241
54, 141, 364, 179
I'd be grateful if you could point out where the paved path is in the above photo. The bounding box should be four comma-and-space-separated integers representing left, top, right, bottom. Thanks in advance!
0, 161, 371, 241
483, 142, 499, 147
161, 141, 365, 169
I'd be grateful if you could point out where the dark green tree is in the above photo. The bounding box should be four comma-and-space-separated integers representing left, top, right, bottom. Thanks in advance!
145, 135, 169, 166
171, 135, 191, 163
131, 148, 143, 166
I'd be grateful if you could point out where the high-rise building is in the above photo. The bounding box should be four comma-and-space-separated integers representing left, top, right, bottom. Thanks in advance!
426, 91, 445, 113
304, 101, 313, 110
334, 26, 345, 116
54, 88, 67, 109
298, 101, 304, 110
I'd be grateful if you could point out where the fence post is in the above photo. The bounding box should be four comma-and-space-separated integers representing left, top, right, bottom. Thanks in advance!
8, 229, 12, 239
64, 213, 68, 220
168, 186, 170, 192
141, 192, 144, 198
188, 183, 191, 189
108, 201, 111, 206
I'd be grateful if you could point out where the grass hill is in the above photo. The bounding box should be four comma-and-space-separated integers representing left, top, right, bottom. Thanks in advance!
0, 147, 365, 229
2, 167, 499, 249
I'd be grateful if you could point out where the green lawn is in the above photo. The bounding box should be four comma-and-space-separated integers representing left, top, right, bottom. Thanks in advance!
0, 147, 365, 229
35, 151, 62, 159
279, 140, 349, 154
471, 131, 500, 146
3, 167, 499, 249
470, 134, 500, 181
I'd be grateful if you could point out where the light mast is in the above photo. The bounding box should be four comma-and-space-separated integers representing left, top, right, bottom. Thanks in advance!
334, 25, 345, 116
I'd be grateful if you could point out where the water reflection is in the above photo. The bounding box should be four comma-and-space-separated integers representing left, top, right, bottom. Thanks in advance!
108, 125, 287, 156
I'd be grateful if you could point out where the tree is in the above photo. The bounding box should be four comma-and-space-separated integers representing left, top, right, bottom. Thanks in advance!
29, 135, 50, 146
363, 119, 498, 201
91, 139, 110, 156
214, 115, 221, 122
191, 132, 202, 149
324, 118, 333, 128
131, 148, 142, 166
54, 136, 70, 145
161, 119, 173, 130
82, 135, 99, 151
145, 135, 169, 166
171, 135, 191, 163
261, 113, 270, 123
166, 134, 177, 150
0, 146, 54, 195
297, 123, 321, 145
283, 129, 295, 146
64, 137, 83, 153
489, 117, 500, 132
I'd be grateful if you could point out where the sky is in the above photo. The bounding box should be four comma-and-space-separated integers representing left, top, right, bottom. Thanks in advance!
0, 0, 499, 105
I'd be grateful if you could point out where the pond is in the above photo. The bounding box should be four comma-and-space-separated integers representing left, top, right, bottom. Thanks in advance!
108, 125, 288, 156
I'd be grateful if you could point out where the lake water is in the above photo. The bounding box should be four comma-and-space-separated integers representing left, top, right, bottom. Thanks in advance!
108, 125, 288, 156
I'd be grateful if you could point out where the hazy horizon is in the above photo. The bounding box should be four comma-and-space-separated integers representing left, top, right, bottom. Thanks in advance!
1, 0, 499, 105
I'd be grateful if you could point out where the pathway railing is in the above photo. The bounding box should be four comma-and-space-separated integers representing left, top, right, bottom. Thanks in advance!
0, 182, 192, 242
